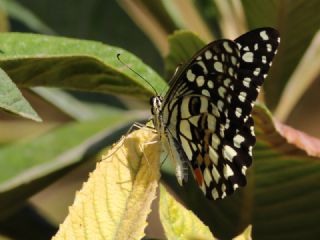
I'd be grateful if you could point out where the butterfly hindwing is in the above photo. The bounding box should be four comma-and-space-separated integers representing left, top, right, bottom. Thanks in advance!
158, 28, 280, 200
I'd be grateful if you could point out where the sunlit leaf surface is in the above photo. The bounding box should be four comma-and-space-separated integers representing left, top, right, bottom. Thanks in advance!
53, 128, 160, 240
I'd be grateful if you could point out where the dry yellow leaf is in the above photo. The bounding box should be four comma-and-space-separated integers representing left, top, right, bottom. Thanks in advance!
53, 128, 161, 240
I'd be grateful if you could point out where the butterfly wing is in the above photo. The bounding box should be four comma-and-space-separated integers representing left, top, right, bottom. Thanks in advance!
162, 28, 280, 200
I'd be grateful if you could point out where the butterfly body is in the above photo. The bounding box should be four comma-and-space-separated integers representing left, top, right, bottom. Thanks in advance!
151, 95, 189, 185
151, 28, 280, 200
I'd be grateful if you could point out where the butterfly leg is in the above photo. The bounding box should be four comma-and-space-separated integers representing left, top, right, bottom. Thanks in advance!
102, 121, 156, 161
138, 139, 160, 168
160, 153, 168, 167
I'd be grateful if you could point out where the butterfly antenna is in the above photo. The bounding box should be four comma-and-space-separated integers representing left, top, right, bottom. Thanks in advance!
116, 53, 158, 95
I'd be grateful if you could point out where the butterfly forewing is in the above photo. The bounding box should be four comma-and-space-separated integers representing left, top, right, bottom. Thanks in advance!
157, 28, 280, 200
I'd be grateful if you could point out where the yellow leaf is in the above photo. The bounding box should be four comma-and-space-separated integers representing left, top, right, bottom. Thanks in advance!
159, 184, 216, 240
233, 225, 252, 240
53, 128, 161, 240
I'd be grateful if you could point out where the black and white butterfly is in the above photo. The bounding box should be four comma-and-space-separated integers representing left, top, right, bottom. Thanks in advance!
150, 28, 280, 200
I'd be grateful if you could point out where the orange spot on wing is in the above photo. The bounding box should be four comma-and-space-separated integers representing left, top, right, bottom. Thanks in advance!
194, 168, 203, 186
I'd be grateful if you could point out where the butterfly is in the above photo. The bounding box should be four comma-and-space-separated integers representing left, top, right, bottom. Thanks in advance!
150, 28, 280, 200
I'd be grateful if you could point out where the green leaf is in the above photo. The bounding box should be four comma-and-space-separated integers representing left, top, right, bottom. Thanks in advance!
0, 0, 54, 34
134, 0, 179, 33
0, 3, 9, 32
159, 184, 216, 240
32, 87, 117, 120
241, 0, 279, 28
241, 0, 320, 110
0, 33, 166, 100
0, 67, 41, 122
192, 0, 221, 38
0, 121, 56, 144
0, 111, 141, 219
165, 30, 206, 77
274, 31, 320, 121
160, 0, 214, 42
17, 0, 163, 73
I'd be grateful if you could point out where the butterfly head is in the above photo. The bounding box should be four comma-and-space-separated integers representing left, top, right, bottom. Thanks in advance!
150, 95, 164, 135
150, 96, 163, 115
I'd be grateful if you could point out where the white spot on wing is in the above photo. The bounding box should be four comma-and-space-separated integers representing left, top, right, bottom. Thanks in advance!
200, 182, 206, 194
238, 92, 247, 102
196, 75, 205, 87
214, 61, 223, 72
200, 97, 209, 113
223, 145, 237, 161
224, 78, 231, 87
253, 67, 261, 76
221, 191, 226, 199
180, 120, 192, 140
212, 167, 220, 183
260, 30, 269, 40
180, 136, 193, 160
207, 80, 214, 88
202, 89, 210, 97
218, 86, 226, 98
209, 146, 219, 165
217, 100, 224, 111
242, 52, 254, 62
233, 134, 245, 148
221, 54, 225, 62
181, 98, 191, 118
189, 115, 200, 127
249, 146, 253, 156
243, 77, 251, 87
223, 164, 234, 178
262, 55, 267, 64
187, 69, 195, 82
210, 103, 220, 117
231, 56, 237, 65
220, 125, 225, 138
227, 94, 232, 103
223, 41, 233, 53
205, 50, 212, 60
241, 166, 247, 175
211, 134, 220, 150
203, 167, 212, 186
250, 126, 255, 136
212, 188, 219, 200
228, 67, 234, 76
207, 115, 216, 129
235, 108, 242, 118
225, 118, 230, 129
197, 61, 208, 74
